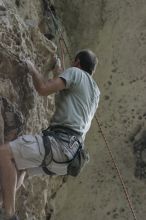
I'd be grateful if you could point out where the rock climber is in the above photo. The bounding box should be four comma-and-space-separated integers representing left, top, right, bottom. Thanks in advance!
0, 49, 100, 220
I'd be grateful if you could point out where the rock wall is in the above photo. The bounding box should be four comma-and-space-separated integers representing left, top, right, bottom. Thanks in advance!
0, 0, 67, 219
54, 0, 146, 220
1, 0, 146, 219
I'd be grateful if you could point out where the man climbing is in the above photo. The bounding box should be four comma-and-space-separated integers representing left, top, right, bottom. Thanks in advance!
0, 49, 100, 220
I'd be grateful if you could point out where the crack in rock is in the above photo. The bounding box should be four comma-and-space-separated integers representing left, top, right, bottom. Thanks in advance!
0, 97, 24, 142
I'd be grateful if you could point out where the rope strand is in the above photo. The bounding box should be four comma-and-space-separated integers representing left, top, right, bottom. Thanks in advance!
95, 115, 137, 220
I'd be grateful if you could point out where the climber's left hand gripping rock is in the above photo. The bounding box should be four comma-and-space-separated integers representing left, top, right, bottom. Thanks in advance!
25, 60, 37, 75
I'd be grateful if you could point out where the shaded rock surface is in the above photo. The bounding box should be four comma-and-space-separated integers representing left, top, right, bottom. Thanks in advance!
0, 97, 24, 143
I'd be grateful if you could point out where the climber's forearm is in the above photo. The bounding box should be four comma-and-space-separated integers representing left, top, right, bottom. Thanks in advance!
31, 70, 66, 96
26, 60, 47, 95
31, 69, 46, 94
25, 59, 65, 96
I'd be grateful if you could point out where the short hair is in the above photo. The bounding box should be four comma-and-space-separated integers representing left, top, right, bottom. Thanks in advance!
75, 49, 98, 75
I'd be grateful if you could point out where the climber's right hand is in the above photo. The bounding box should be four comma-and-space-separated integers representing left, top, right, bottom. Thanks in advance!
50, 54, 63, 77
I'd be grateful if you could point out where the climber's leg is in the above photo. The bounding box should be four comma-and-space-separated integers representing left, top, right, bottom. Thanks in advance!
0, 134, 47, 218
0, 143, 17, 218
0, 162, 26, 210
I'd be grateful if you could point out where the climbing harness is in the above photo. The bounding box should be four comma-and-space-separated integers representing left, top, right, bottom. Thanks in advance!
41, 126, 88, 176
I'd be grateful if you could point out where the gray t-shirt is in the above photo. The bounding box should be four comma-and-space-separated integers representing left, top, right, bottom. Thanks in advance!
50, 67, 100, 139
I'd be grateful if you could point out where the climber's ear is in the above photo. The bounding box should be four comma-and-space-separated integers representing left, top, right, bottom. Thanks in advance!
72, 58, 81, 68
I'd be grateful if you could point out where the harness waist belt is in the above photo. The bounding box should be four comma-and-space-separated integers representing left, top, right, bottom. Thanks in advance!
49, 125, 83, 143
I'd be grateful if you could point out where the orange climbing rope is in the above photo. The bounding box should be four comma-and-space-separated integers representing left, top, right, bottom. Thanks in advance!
49, 8, 138, 219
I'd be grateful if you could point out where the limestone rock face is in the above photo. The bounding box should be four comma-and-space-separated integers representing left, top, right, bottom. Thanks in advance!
0, 0, 56, 132
0, 0, 66, 219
